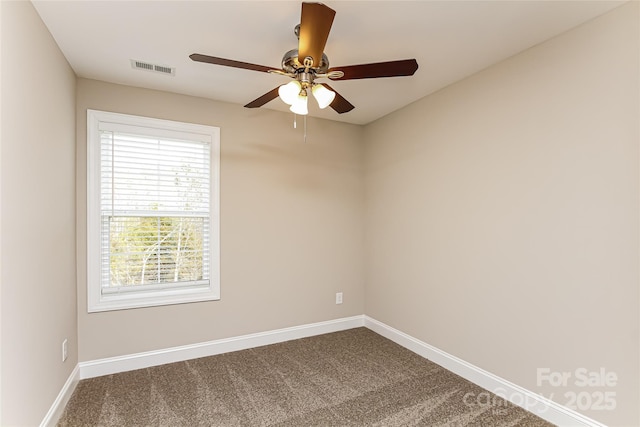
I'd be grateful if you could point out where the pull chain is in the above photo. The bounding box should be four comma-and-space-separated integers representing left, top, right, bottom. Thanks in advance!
292, 114, 307, 143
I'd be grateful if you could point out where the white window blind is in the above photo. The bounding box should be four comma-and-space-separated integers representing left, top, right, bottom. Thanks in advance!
100, 130, 211, 292
87, 110, 220, 312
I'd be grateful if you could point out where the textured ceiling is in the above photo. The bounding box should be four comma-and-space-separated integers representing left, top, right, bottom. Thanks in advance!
33, 0, 624, 125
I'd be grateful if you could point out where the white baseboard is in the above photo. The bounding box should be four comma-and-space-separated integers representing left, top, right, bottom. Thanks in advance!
79, 315, 365, 379
48, 315, 605, 427
364, 316, 607, 427
40, 364, 80, 427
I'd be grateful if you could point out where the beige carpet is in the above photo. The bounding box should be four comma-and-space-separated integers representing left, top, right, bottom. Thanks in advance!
58, 328, 554, 426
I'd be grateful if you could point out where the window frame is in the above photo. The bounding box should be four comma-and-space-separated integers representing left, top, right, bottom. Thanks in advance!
87, 109, 220, 313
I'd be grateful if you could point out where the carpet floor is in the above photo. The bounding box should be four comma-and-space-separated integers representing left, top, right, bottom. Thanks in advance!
58, 328, 554, 426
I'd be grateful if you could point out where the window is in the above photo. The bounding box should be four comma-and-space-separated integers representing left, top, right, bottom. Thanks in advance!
87, 110, 220, 312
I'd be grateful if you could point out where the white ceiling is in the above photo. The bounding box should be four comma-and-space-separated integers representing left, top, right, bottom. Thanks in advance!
32, 0, 624, 125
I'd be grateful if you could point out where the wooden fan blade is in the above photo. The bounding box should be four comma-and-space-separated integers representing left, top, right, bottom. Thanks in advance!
328, 59, 418, 80
245, 86, 280, 108
321, 84, 355, 114
298, 3, 335, 68
190, 53, 275, 73
244, 87, 281, 108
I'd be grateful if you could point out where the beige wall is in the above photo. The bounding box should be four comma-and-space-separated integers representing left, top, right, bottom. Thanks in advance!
0, 1, 77, 425
3, 1, 638, 425
364, 3, 639, 426
76, 79, 365, 361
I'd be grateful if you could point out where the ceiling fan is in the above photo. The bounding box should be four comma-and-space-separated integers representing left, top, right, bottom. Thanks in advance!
190, 2, 418, 115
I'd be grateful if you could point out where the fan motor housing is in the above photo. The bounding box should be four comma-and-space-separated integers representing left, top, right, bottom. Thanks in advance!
282, 49, 330, 74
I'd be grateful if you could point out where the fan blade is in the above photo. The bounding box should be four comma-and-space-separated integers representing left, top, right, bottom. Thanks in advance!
298, 3, 335, 68
322, 84, 355, 114
328, 59, 418, 80
190, 53, 275, 73
244, 87, 280, 109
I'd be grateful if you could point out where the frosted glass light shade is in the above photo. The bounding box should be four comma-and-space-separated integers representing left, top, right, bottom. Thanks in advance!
278, 81, 302, 105
312, 84, 336, 109
289, 94, 308, 115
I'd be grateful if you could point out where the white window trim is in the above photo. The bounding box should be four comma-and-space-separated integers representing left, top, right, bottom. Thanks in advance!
87, 109, 220, 312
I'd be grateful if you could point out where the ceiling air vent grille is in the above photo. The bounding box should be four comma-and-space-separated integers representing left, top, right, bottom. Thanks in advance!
131, 60, 175, 76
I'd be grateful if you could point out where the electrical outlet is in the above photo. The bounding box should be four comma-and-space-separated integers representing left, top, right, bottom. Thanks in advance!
336, 292, 343, 304
62, 339, 68, 362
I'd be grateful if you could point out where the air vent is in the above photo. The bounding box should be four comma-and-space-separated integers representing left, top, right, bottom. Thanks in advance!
130, 59, 175, 76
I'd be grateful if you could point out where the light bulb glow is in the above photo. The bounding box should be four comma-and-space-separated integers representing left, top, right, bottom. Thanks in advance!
278, 81, 301, 105
289, 94, 308, 115
312, 84, 336, 109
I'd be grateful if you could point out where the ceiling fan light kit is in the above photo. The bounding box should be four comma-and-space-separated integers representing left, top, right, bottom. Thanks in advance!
189, 2, 418, 116
290, 92, 309, 115
311, 84, 336, 109
279, 81, 303, 105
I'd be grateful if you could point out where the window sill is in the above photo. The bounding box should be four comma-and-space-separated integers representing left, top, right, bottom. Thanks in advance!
88, 286, 220, 313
